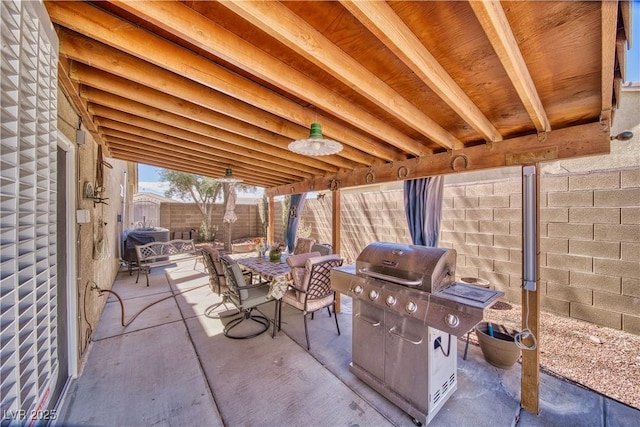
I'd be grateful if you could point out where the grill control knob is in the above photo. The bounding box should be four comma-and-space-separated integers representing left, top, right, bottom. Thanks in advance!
352, 285, 364, 296
445, 314, 460, 328
368, 290, 379, 300
405, 301, 418, 314
385, 295, 396, 306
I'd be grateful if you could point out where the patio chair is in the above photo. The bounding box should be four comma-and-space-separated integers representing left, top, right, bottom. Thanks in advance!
310, 243, 333, 256
286, 251, 321, 301
202, 246, 251, 317
201, 246, 225, 294
280, 254, 343, 350
292, 237, 315, 255
219, 255, 274, 339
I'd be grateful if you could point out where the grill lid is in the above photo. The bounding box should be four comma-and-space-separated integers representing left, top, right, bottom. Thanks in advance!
356, 242, 456, 293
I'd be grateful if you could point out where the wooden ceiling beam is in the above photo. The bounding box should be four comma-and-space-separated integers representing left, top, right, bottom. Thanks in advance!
48, 1, 406, 163
57, 33, 372, 173
106, 138, 290, 187
57, 57, 106, 151
218, 0, 461, 151
341, 0, 502, 143
109, 151, 211, 179
59, 31, 387, 168
600, 0, 619, 125
267, 122, 609, 197
82, 86, 349, 172
71, 64, 374, 168
103, 133, 299, 183
93, 114, 316, 179
108, 148, 278, 187
111, 0, 426, 157
619, 1, 631, 50
469, 1, 551, 133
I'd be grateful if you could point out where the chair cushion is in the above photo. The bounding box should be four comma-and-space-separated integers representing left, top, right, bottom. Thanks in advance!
311, 243, 332, 256
293, 254, 342, 303
286, 252, 319, 300
304, 253, 342, 270
282, 289, 334, 313
242, 285, 272, 308
202, 246, 227, 291
293, 237, 315, 255
286, 251, 321, 268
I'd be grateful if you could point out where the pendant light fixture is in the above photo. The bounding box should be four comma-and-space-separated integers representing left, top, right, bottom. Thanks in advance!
216, 167, 243, 183
288, 122, 343, 156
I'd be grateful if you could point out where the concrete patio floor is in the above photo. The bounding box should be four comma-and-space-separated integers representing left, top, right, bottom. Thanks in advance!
55, 261, 640, 427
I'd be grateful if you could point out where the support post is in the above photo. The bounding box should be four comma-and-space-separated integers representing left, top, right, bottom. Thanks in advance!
268, 195, 275, 246
332, 189, 341, 312
521, 164, 541, 414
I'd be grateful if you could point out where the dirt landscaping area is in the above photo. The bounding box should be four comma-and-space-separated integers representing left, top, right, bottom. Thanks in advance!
472, 301, 640, 409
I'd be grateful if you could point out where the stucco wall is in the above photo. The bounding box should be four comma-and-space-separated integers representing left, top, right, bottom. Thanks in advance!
58, 87, 133, 362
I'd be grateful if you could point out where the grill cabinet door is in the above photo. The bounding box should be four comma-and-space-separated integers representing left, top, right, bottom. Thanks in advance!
352, 300, 385, 381
384, 311, 431, 411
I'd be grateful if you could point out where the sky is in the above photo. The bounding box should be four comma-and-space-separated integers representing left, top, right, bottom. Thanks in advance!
139, 4, 640, 198
138, 164, 170, 196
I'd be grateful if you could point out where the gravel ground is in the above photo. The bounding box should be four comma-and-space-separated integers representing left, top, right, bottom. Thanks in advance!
468, 300, 640, 409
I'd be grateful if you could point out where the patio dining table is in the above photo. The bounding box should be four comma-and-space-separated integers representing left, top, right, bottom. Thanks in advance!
231, 253, 292, 337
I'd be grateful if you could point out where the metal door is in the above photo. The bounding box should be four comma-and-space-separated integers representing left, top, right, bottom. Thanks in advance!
384, 311, 431, 411
351, 300, 385, 381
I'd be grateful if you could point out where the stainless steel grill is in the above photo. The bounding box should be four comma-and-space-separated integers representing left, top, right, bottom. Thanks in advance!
331, 242, 503, 426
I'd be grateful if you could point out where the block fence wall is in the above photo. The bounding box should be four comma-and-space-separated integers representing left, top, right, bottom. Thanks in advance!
153, 168, 639, 335
301, 167, 640, 335
159, 202, 263, 243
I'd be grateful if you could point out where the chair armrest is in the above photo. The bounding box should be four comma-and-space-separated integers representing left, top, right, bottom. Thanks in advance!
287, 282, 307, 293
286, 251, 321, 268
236, 280, 270, 291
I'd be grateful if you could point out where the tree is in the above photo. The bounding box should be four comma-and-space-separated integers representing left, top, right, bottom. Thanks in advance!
159, 169, 258, 243
160, 170, 222, 242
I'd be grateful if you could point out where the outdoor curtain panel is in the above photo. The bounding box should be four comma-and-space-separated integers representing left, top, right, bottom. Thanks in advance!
286, 193, 307, 253
404, 176, 444, 247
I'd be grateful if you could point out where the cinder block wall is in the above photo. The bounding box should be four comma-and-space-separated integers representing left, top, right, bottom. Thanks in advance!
302, 191, 412, 264
301, 168, 639, 335
439, 168, 639, 335
152, 168, 639, 335
159, 202, 263, 242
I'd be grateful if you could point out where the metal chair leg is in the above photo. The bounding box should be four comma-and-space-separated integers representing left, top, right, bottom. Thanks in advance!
272, 300, 280, 338
463, 330, 471, 360
333, 302, 340, 336
223, 308, 270, 340
303, 313, 310, 350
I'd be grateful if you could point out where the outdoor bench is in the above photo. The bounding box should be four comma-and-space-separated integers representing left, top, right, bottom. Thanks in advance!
135, 239, 200, 286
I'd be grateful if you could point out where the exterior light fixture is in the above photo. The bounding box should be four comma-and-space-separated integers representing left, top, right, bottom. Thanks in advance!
288, 123, 343, 156
217, 168, 243, 183
611, 130, 634, 141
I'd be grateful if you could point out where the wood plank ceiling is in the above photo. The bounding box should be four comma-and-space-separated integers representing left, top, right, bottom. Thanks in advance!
46, 1, 631, 195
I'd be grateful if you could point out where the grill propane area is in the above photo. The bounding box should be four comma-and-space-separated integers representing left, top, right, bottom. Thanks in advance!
331, 242, 503, 426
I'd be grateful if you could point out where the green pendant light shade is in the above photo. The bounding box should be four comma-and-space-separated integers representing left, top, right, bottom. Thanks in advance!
217, 167, 243, 183
288, 122, 343, 156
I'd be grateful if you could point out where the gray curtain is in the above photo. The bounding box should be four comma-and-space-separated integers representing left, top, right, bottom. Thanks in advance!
404, 176, 444, 247
286, 193, 307, 252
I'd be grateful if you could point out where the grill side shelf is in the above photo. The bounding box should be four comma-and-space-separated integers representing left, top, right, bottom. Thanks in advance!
434, 283, 504, 309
